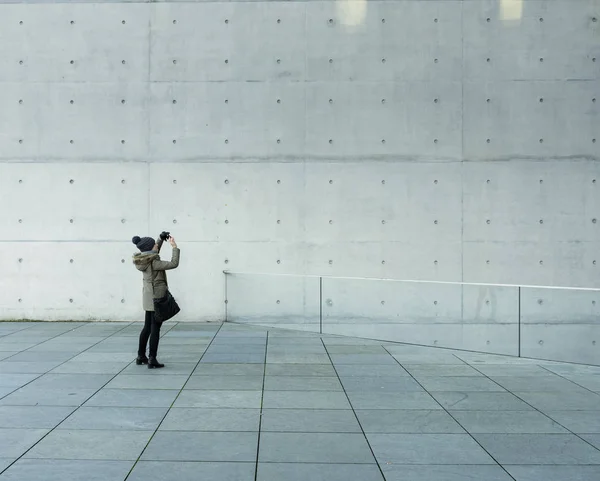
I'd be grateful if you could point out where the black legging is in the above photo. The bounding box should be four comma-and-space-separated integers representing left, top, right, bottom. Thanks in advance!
138, 311, 162, 358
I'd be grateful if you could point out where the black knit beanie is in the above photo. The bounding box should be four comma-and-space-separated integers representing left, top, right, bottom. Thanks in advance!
132, 236, 156, 252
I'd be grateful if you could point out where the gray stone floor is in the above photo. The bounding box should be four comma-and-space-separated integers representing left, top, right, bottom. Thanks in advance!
1, 321, 600, 481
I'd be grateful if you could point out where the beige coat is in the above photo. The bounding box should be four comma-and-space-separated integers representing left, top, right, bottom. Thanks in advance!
132, 246, 180, 311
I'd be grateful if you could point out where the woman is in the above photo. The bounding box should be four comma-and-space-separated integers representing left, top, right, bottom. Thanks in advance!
132, 233, 180, 369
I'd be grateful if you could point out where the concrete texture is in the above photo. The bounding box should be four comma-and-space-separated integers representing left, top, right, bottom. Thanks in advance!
1, 321, 600, 481
0, 1, 599, 364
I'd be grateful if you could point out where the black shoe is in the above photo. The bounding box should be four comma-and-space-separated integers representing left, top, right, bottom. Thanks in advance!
136, 355, 149, 365
148, 357, 164, 369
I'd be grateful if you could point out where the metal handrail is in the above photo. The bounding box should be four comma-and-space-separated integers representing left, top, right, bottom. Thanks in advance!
223, 270, 600, 292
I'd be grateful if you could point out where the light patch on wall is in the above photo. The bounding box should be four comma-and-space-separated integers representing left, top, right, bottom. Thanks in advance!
500, 0, 523, 22
335, 0, 367, 27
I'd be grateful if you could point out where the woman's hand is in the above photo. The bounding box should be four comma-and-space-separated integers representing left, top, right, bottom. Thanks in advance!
169, 236, 178, 248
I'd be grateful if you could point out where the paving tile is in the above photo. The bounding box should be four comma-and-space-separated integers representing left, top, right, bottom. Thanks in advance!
391, 353, 465, 364
4, 352, 77, 364
24, 429, 152, 460
514, 391, 600, 411
49, 362, 127, 375
57, 407, 167, 430
418, 376, 506, 392
404, 364, 481, 377
505, 465, 600, 481
473, 433, 600, 464
0, 373, 40, 387
266, 349, 327, 358
264, 376, 342, 391
334, 364, 407, 377
261, 409, 361, 433
262, 391, 351, 409
368, 433, 496, 464
121, 362, 197, 376
325, 346, 387, 354
581, 433, 600, 449
142, 432, 258, 461
174, 390, 262, 408
0, 406, 75, 429
490, 375, 591, 392
0, 429, 49, 458
265, 364, 336, 377
330, 354, 397, 365
185, 375, 264, 390
450, 410, 568, 434
206, 345, 266, 354
544, 364, 600, 376
193, 363, 265, 376
128, 461, 255, 481
0, 387, 97, 407
105, 374, 189, 390
381, 465, 513, 481
259, 433, 375, 463
431, 392, 534, 411
201, 353, 265, 364
266, 353, 331, 364
26, 374, 112, 390
0, 361, 61, 374
546, 411, 600, 433
0, 387, 17, 398
26, 344, 88, 354
69, 353, 134, 362
469, 364, 553, 376
347, 391, 441, 410
84, 389, 179, 408
160, 408, 261, 432
340, 376, 424, 392
257, 463, 384, 481
0, 459, 133, 481
151, 352, 203, 362
561, 374, 600, 392
356, 409, 465, 434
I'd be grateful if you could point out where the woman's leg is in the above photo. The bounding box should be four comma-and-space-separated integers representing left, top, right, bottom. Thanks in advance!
148, 312, 162, 359
137, 311, 152, 360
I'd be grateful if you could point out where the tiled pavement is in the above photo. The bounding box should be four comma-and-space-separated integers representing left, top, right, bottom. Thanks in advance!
1, 321, 600, 481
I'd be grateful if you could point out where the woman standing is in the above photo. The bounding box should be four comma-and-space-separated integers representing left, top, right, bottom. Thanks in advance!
132, 233, 180, 368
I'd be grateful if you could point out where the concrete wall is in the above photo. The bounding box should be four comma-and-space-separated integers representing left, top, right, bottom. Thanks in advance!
0, 0, 599, 362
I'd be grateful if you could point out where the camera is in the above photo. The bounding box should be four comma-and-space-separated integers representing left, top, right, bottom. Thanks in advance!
160, 231, 171, 241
